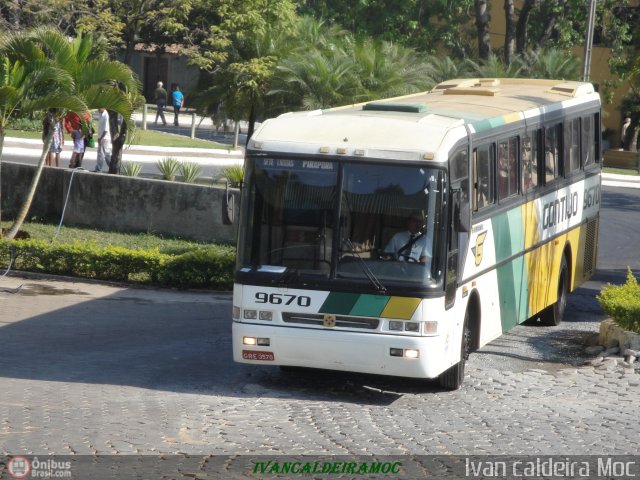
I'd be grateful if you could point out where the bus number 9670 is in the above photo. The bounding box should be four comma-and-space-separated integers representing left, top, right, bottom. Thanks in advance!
255, 292, 311, 307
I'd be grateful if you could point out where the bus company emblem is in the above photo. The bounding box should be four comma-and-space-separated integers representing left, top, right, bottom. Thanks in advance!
471, 231, 488, 266
323, 314, 336, 328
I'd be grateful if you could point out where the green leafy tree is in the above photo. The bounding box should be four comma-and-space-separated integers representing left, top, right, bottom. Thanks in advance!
189, 0, 299, 140
1, 27, 140, 239
0, 0, 91, 34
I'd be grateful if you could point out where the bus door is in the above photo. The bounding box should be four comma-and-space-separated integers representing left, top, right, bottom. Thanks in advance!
446, 147, 470, 309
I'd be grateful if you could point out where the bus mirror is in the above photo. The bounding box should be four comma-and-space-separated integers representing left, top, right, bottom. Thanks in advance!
223, 180, 235, 225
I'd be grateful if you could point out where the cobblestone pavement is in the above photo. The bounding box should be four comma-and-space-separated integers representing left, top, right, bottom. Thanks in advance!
0, 274, 638, 457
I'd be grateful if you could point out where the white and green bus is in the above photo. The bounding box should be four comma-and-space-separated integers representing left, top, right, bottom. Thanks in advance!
232, 78, 601, 389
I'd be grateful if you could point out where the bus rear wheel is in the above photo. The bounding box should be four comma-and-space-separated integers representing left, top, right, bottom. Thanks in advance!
541, 256, 568, 326
438, 310, 470, 390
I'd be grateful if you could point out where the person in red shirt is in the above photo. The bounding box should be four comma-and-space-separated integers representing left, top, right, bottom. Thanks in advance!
64, 111, 92, 168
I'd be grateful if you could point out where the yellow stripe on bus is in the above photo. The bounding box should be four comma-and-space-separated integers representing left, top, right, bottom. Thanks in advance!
381, 297, 422, 320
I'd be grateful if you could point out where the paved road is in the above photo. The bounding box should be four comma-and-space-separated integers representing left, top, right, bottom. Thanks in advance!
0, 185, 638, 459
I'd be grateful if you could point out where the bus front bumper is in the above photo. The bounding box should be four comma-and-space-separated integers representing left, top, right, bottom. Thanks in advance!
232, 321, 448, 379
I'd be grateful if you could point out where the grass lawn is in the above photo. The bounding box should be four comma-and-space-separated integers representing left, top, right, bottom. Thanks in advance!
1, 220, 227, 254
603, 167, 640, 176
6, 128, 231, 150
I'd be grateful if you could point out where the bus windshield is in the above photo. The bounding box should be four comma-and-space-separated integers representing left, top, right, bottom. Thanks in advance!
237, 156, 446, 289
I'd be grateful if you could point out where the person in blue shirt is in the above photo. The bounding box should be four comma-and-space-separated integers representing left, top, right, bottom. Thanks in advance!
171, 84, 184, 126
383, 211, 431, 264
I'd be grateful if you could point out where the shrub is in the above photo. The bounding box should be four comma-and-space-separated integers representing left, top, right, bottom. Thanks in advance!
157, 157, 181, 181
121, 162, 143, 177
157, 245, 235, 289
221, 165, 244, 187
0, 239, 235, 290
597, 268, 640, 334
180, 161, 202, 183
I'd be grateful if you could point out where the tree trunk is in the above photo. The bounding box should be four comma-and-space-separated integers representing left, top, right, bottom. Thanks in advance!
516, 0, 539, 54
245, 101, 256, 147
624, 120, 638, 152
108, 111, 127, 174
233, 121, 240, 149
5, 122, 55, 240
504, 0, 516, 66
537, 0, 564, 52
475, 0, 492, 60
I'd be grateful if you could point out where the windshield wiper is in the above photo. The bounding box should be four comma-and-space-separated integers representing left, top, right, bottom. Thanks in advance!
343, 238, 387, 294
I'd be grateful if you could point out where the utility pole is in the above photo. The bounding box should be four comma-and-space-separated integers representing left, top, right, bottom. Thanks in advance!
582, 0, 597, 82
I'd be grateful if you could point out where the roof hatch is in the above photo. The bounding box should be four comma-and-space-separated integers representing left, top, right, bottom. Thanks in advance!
362, 102, 428, 113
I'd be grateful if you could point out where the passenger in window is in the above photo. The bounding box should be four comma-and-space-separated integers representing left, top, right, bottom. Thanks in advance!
498, 143, 508, 198
381, 211, 430, 264
522, 140, 532, 190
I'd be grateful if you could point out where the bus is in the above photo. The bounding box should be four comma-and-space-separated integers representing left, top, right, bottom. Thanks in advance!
231, 78, 601, 390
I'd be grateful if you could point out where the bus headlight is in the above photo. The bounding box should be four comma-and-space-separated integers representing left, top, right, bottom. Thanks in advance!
259, 311, 273, 321
389, 321, 403, 331
404, 322, 419, 332
243, 309, 257, 320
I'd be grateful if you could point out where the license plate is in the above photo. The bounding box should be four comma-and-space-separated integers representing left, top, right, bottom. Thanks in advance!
242, 350, 275, 361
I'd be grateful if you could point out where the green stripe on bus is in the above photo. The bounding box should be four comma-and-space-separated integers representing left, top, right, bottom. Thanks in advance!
319, 292, 360, 315
492, 208, 524, 262
496, 257, 528, 331
349, 294, 390, 317
493, 208, 529, 330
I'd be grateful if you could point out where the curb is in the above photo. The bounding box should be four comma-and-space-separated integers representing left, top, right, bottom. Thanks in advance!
599, 318, 640, 351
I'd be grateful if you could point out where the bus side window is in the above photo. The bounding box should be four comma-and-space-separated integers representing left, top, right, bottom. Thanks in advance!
450, 149, 468, 182
522, 130, 540, 192
565, 118, 581, 173
498, 136, 518, 200
582, 115, 595, 167
473, 143, 494, 211
544, 124, 562, 184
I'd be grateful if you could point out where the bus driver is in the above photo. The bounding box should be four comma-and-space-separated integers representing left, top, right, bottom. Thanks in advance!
382, 211, 431, 264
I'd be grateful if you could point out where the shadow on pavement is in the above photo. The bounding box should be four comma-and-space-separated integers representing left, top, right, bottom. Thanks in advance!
0, 281, 432, 405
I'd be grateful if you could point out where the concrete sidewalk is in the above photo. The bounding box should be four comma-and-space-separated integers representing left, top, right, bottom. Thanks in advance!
2, 133, 244, 180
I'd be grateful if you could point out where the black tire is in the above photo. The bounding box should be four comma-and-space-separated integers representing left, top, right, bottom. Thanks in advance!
541, 255, 568, 326
438, 310, 471, 390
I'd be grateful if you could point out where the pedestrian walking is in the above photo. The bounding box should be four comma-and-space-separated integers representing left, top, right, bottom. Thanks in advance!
171, 84, 184, 126
154, 81, 168, 126
93, 108, 112, 172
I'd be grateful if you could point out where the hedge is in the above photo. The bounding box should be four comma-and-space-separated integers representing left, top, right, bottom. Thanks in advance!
0, 239, 236, 290
597, 268, 640, 334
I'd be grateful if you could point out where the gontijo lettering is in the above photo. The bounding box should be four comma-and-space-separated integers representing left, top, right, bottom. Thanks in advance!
542, 192, 579, 230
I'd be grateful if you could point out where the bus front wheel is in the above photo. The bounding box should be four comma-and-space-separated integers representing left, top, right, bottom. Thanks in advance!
541, 256, 569, 326
438, 310, 470, 390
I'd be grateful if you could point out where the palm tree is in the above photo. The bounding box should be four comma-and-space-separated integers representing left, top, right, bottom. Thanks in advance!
0, 37, 78, 236
0, 27, 140, 240
351, 39, 433, 100
270, 47, 359, 110
467, 53, 524, 78
424, 55, 472, 84
522, 48, 581, 80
